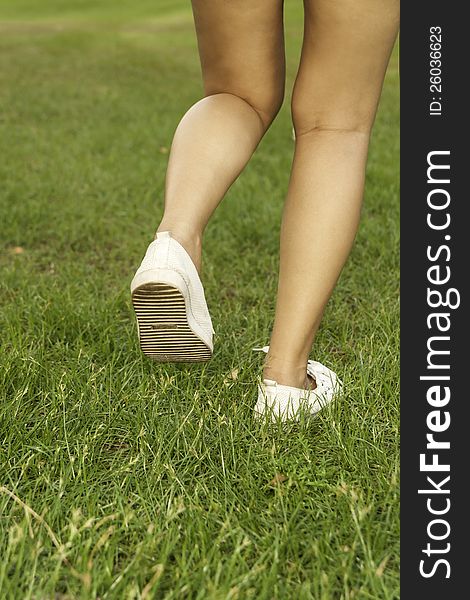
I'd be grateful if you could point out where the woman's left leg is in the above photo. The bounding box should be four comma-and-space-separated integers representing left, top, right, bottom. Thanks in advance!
156, 0, 285, 275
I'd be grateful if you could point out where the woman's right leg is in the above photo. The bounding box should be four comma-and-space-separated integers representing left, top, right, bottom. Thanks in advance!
262, 0, 400, 389
156, 0, 285, 275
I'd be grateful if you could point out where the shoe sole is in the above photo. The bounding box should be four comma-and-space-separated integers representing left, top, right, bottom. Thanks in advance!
131, 282, 212, 362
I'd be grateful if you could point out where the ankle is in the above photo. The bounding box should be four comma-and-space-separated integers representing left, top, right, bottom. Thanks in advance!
262, 364, 311, 390
261, 346, 318, 390
155, 224, 203, 274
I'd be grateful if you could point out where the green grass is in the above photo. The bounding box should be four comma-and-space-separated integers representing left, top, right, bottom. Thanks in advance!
0, 1, 399, 598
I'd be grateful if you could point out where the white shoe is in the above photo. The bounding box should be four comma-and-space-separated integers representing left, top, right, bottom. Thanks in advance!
252, 345, 342, 422
130, 231, 215, 362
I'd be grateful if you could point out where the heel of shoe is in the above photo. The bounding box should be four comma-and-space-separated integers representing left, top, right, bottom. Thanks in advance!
131, 267, 213, 362
131, 266, 188, 297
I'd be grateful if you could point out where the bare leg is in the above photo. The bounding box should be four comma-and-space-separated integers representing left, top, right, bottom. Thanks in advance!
156, 0, 285, 275
263, 0, 400, 389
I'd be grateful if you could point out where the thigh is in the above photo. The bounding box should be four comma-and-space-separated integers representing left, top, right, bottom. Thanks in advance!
191, 0, 285, 121
292, 0, 400, 133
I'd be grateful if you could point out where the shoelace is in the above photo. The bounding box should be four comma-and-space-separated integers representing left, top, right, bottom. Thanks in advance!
252, 345, 270, 353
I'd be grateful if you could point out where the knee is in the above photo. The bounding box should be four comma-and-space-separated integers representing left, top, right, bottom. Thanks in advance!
291, 89, 376, 138
205, 83, 285, 131
250, 85, 285, 130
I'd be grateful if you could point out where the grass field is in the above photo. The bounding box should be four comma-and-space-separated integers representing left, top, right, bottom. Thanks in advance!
0, 1, 400, 598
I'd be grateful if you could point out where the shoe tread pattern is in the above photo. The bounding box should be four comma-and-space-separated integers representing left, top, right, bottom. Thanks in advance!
132, 282, 212, 362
